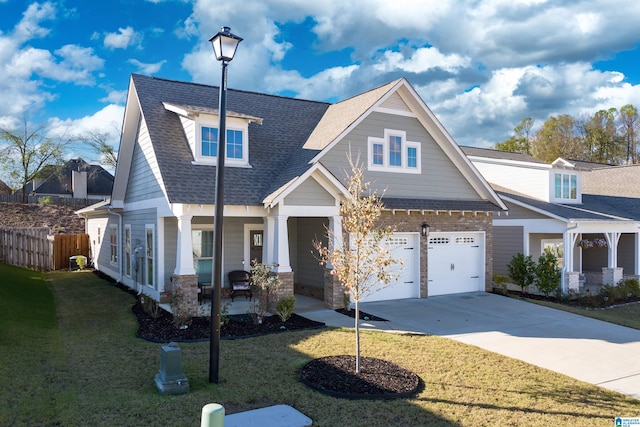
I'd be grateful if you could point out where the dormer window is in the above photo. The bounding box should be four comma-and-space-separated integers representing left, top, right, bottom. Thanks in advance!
368, 129, 421, 174
200, 126, 246, 164
162, 102, 262, 168
554, 172, 577, 200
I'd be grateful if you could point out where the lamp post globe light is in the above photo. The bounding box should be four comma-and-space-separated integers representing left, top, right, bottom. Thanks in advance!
209, 26, 242, 384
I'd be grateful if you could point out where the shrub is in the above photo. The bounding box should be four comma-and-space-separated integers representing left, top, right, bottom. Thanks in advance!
492, 272, 509, 294
76, 255, 87, 270
619, 278, 640, 299
166, 286, 191, 328
534, 252, 561, 297
276, 296, 296, 322
140, 295, 160, 319
249, 261, 281, 323
507, 253, 535, 294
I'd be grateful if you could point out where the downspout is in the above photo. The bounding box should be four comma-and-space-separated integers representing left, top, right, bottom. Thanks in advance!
108, 208, 123, 283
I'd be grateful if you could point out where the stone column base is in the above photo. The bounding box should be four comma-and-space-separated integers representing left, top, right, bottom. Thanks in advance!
170, 274, 199, 317
323, 268, 346, 309
275, 272, 294, 300
564, 271, 580, 292
602, 267, 623, 286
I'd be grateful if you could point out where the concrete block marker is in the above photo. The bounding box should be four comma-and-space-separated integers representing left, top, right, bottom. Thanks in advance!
154, 342, 189, 394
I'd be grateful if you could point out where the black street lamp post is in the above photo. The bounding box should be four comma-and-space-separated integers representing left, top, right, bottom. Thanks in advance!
208, 26, 242, 384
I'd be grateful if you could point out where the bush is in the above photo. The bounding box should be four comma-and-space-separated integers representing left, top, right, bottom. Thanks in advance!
507, 253, 535, 294
534, 252, 561, 297
492, 272, 509, 294
619, 278, 640, 299
276, 296, 296, 322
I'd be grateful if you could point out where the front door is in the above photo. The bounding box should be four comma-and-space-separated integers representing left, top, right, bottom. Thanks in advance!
249, 230, 263, 264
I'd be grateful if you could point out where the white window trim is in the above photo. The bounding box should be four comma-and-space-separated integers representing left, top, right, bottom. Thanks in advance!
367, 129, 421, 174
109, 224, 118, 266
551, 172, 579, 202
145, 224, 155, 289
195, 118, 249, 167
124, 224, 132, 278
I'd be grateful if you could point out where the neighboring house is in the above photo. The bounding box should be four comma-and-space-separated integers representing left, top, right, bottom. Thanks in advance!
23, 158, 114, 200
0, 179, 11, 195
77, 74, 506, 314
462, 146, 640, 292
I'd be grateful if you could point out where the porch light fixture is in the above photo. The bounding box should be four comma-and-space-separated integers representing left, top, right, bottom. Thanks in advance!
421, 223, 430, 237
209, 26, 242, 384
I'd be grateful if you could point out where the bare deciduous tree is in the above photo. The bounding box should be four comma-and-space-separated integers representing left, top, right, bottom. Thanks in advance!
0, 119, 69, 202
314, 157, 400, 373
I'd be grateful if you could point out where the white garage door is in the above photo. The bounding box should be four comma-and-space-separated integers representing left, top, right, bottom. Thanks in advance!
359, 233, 420, 303
428, 232, 485, 296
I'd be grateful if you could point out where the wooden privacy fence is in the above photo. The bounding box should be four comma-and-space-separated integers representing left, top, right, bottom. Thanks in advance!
0, 227, 89, 271
53, 233, 90, 270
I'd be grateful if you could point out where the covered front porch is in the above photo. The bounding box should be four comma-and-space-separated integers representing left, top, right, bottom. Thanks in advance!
561, 221, 640, 293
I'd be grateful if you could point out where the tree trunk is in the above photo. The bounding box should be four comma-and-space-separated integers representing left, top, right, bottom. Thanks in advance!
355, 299, 360, 374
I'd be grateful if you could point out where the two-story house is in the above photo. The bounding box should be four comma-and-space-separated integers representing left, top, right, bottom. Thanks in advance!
78, 74, 507, 314
463, 146, 640, 292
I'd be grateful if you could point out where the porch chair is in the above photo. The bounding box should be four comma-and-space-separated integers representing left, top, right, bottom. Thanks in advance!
228, 270, 252, 302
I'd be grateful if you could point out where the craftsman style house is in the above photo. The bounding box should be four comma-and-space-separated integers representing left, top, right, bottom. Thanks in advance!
78, 74, 506, 313
463, 146, 640, 292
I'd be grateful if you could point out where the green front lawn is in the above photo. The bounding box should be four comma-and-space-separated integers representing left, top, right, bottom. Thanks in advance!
524, 297, 640, 330
1, 265, 639, 426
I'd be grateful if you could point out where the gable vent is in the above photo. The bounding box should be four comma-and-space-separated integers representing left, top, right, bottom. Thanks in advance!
379, 92, 412, 113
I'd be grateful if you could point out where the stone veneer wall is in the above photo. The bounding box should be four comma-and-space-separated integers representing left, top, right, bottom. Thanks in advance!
170, 274, 199, 317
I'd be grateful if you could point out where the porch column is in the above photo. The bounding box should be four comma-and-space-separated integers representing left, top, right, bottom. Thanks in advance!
174, 214, 196, 276
327, 215, 343, 269
604, 232, 621, 268
562, 229, 579, 293
635, 232, 640, 275
263, 216, 275, 266
273, 215, 292, 273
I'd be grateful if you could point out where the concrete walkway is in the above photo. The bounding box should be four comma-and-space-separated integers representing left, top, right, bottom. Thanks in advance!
296, 292, 640, 400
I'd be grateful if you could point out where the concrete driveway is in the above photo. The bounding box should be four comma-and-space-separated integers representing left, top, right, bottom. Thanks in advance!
299, 292, 640, 400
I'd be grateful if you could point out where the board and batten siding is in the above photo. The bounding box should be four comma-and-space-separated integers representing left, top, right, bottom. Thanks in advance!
284, 177, 335, 206
493, 226, 524, 276
125, 118, 165, 203
320, 112, 481, 200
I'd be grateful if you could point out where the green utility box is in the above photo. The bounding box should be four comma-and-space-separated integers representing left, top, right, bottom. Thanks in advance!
155, 342, 189, 394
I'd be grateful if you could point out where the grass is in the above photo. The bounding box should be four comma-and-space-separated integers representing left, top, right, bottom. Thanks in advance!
1, 265, 639, 426
523, 298, 640, 330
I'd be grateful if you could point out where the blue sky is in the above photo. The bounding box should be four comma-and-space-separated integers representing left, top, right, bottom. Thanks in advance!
1, 0, 640, 177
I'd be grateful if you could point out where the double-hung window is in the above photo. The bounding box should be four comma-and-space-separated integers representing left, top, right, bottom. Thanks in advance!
199, 125, 247, 165
109, 224, 118, 265
368, 129, 421, 173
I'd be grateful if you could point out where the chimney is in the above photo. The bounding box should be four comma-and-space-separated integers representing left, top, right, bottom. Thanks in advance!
72, 170, 88, 198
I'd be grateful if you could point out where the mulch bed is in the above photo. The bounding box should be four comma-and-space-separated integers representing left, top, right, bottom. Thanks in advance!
300, 355, 422, 399
132, 302, 325, 343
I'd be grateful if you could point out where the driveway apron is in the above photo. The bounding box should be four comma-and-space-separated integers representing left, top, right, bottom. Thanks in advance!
345, 293, 640, 399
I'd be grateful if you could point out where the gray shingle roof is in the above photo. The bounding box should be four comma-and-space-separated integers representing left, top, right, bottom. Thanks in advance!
132, 74, 330, 205
460, 146, 546, 164
495, 188, 636, 221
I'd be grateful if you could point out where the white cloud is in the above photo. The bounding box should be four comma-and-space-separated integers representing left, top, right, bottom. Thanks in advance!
103, 26, 141, 50
0, 2, 105, 126
128, 58, 166, 74
374, 47, 470, 74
